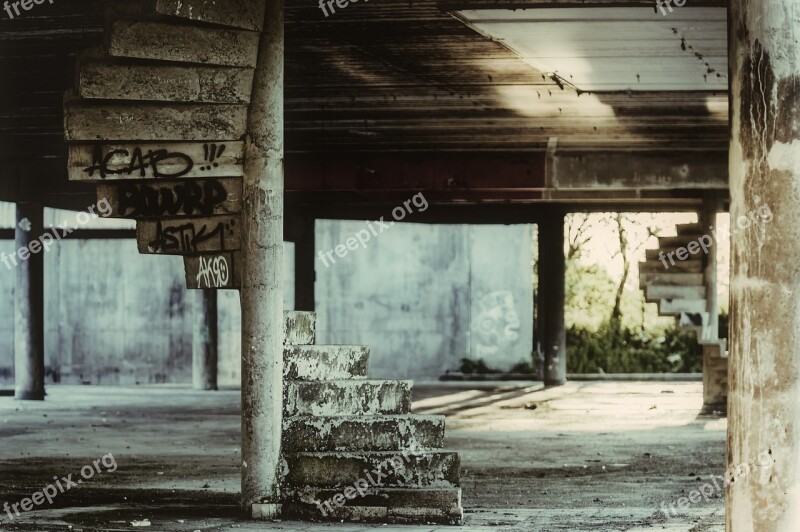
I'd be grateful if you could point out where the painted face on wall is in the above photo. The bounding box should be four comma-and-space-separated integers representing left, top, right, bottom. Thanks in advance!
472, 291, 521, 357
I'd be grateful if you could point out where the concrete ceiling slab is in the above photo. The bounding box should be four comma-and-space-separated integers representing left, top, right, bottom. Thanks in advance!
457, 7, 728, 91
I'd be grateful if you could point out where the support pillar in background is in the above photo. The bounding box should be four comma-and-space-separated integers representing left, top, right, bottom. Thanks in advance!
14, 202, 45, 401
240, 0, 284, 517
700, 197, 727, 413
193, 290, 218, 391
729, 1, 799, 529
699, 198, 719, 341
537, 207, 566, 386
294, 216, 315, 312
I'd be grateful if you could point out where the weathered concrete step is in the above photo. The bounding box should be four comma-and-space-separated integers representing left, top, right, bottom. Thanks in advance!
77, 60, 254, 103
107, 20, 259, 67
114, 0, 265, 31
284, 345, 369, 381
64, 99, 247, 142
646, 285, 706, 301
703, 344, 728, 411
658, 234, 705, 248
282, 451, 460, 489
701, 339, 728, 357
646, 247, 689, 261
645, 246, 712, 262
658, 298, 708, 315
677, 312, 714, 341
639, 273, 704, 288
678, 311, 709, 328
285, 312, 316, 346
639, 259, 702, 273
281, 487, 462, 525
285, 381, 412, 417
675, 223, 703, 235
283, 415, 445, 452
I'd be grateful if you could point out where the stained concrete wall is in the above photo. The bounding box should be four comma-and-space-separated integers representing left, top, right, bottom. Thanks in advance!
0, 210, 532, 385
0, 219, 294, 387
315, 222, 534, 379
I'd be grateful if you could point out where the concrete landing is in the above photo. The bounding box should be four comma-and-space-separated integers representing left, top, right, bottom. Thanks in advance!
0, 381, 725, 531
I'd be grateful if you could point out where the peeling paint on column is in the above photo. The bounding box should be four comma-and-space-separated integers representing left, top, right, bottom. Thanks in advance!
729, 1, 800, 530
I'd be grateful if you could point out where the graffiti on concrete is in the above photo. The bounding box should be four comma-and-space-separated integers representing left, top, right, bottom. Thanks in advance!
471, 290, 521, 359
195, 255, 231, 289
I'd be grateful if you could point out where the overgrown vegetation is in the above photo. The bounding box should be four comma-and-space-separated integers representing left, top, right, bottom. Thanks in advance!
534, 213, 726, 375
566, 322, 703, 374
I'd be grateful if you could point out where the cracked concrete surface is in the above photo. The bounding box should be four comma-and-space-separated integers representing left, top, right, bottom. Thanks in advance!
0, 381, 724, 531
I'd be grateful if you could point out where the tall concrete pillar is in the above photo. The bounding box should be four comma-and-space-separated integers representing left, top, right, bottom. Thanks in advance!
728, 1, 799, 529
240, 0, 284, 517
14, 202, 45, 401
193, 290, 218, 391
294, 216, 315, 312
537, 208, 566, 386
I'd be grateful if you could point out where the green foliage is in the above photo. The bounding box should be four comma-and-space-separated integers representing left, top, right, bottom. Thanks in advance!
508, 362, 536, 374
459, 358, 497, 374
459, 359, 536, 375
566, 261, 617, 330
566, 321, 703, 374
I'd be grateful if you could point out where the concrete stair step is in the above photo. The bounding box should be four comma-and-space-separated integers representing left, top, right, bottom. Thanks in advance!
283, 415, 445, 452
645, 285, 706, 301
281, 487, 462, 525
677, 312, 715, 341
703, 344, 729, 411
282, 451, 461, 489
646, 247, 686, 260
639, 273, 704, 288
639, 259, 702, 273
701, 339, 728, 358
284, 345, 369, 381
658, 298, 708, 315
285, 311, 316, 346
675, 223, 703, 235
658, 234, 704, 248
677, 311, 708, 327
285, 380, 412, 416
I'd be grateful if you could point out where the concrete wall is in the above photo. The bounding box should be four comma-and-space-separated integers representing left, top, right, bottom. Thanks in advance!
315, 222, 533, 379
0, 208, 532, 385
0, 202, 294, 386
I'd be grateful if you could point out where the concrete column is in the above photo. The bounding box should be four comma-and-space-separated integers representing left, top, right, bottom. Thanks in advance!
193, 290, 218, 391
240, 0, 284, 517
14, 202, 45, 401
728, 1, 799, 530
537, 208, 566, 386
699, 198, 719, 340
294, 217, 315, 312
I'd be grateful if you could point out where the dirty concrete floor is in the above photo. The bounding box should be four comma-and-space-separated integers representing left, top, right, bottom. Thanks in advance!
0, 381, 725, 531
